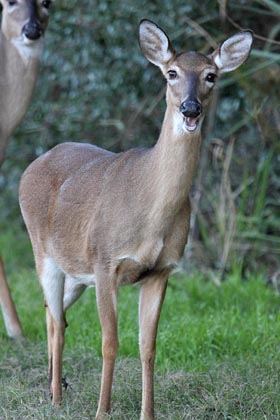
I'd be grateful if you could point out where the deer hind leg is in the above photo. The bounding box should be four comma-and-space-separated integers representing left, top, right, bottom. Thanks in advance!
95, 270, 118, 420
139, 275, 168, 420
46, 303, 54, 393
63, 274, 87, 311
40, 257, 66, 406
0, 256, 23, 338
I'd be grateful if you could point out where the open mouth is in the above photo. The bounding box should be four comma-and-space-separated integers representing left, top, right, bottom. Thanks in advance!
22, 34, 43, 45
182, 116, 200, 133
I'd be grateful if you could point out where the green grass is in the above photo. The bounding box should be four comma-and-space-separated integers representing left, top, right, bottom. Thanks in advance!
1, 342, 280, 420
1, 227, 280, 418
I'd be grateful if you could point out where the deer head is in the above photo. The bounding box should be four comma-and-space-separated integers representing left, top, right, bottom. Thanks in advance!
0, 0, 51, 44
139, 19, 253, 135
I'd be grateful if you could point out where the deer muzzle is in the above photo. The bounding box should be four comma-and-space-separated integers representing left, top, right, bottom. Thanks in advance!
22, 21, 43, 41
180, 99, 202, 132
180, 99, 202, 133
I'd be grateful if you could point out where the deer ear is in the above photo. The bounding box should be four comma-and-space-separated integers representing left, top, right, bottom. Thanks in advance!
212, 31, 253, 73
139, 19, 175, 68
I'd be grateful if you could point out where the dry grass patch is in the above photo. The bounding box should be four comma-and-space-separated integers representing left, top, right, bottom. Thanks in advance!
1, 340, 280, 420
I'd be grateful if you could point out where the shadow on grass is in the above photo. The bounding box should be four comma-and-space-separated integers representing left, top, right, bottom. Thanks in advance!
0, 339, 280, 420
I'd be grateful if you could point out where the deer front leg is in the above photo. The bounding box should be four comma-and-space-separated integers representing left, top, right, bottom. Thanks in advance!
95, 274, 118, 420
139, 275, 168, 420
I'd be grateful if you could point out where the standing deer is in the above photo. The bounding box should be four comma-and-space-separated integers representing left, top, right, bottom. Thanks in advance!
19, 19, 253, 420
0, 0, 50, 338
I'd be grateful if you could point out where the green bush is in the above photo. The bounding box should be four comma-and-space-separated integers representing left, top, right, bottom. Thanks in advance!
0, 0, 279, 276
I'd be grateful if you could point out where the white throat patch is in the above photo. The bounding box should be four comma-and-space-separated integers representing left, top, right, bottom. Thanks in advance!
11, 35, 44, 64
173, 112, 185, 137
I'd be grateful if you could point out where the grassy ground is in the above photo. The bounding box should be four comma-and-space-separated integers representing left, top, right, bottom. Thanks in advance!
1, 228, 280, 419
1, 341, 280, 420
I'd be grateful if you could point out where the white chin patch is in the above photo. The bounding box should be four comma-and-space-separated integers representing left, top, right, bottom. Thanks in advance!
182, 116, 199, 133
22, 35, 37, 46
12, 35, 44, 62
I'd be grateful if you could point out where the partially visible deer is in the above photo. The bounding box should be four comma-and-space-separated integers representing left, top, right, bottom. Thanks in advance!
0, 0, 50, 338
19, 19, 253, 419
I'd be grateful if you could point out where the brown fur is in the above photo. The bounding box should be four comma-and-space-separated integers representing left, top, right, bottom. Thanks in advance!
0, 0, 49, 338
0, 0, 49, 164
19, 20, 252, 420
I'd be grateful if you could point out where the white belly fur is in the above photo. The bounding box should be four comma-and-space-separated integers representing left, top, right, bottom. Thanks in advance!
41, 257, 96, 315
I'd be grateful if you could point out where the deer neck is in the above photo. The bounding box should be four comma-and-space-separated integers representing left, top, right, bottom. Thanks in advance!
0, 31, 42, 164
148, 103, 201, 220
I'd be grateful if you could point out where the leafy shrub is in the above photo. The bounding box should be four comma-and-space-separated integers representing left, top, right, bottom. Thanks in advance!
0, 0, 279, 277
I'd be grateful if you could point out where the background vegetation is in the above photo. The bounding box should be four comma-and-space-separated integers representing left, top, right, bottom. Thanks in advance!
0, 1, 280, 418
1, 0, 279, 280
1, 229, 280, 419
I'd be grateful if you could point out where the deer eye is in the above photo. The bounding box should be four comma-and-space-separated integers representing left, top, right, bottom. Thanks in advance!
42, 0, 52, 8
206, 73, 217, 83
8, 0, 17, 6
167, 70, 177, 80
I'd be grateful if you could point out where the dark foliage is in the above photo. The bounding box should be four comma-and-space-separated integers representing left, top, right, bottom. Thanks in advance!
0, 0, 279, 278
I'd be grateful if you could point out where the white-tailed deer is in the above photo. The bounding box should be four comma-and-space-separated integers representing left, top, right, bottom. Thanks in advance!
0, 0, 50, 338
19, 20, 253, 419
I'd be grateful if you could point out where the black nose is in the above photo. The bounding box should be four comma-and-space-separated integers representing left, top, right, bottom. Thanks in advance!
22, 22, 43, 40
180, 100, 202, 118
